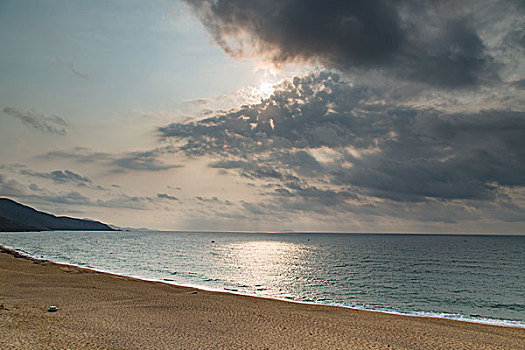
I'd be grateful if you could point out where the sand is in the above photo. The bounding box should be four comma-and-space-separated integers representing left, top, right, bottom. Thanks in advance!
0, 247, 523, 350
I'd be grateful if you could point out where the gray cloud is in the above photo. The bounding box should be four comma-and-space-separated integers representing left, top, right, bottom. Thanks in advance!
56, 57, 90, 80
159, 72, 525, 218
94, 195, 155, 210
183, 0, 500, 87
157, 193, 179, 201
42, 147, 110, 163
0, 174, 28, 197
28, 184, 43, 192
2, 107, 68, 135
110, 151, 182, 173
277, 183, 356, 208
26, 192, 156, 210
40, 191, 92, 206
333, 110, 525, 202
20, 169, 91, 185
209, 151, 323, 180
42, 147, 182, 173
511, 79, 525, 89
209, 160, 285, 180
0, 174, 94, 207
183, 98, 213, 107
0, 172, 182, 214
195, 196, 232, 206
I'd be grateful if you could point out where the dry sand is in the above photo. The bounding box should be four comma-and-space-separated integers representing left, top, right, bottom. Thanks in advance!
1, 247, 524, 349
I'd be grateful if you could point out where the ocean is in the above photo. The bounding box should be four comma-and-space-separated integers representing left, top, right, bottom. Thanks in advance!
1, 231, 523, 328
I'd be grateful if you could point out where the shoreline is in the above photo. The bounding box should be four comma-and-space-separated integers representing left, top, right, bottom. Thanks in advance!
1, 245, 524, 349
2, 244, 524, 330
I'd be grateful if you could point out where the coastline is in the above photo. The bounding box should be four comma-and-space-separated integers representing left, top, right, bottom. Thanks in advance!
1, 246, 524, 349
2, 241, 524, 330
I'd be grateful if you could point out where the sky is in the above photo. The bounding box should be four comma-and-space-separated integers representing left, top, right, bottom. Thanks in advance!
0, 0, 524, 233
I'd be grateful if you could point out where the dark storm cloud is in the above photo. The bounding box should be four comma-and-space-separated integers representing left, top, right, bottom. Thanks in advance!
20, 169, 91, 185
159, 72, 525, 204
2, 107, 68, 135
334, 110, 525, 202
188, 0, 404, 65
183, 0, 498, 87
399, 19, 496, 87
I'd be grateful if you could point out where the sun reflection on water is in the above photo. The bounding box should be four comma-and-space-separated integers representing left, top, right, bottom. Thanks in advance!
215, 240, 311, 294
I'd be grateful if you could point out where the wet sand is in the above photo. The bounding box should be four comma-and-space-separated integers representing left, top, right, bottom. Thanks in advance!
1, 246, 524, 349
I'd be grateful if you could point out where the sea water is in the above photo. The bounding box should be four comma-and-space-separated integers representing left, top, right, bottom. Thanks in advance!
1, 231, 524, 327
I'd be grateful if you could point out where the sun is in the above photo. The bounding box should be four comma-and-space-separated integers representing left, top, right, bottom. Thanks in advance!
256, 82, 275, 100
239, 81, 277, 105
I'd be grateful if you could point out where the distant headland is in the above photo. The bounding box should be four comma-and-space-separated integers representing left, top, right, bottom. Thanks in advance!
0, 197, 115, 232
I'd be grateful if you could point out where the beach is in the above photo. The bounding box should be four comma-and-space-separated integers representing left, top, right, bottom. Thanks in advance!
1, 247, 523, 350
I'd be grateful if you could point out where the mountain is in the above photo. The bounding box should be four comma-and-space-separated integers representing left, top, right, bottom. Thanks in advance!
0, 198, 115, 232
0, 215, 39, 232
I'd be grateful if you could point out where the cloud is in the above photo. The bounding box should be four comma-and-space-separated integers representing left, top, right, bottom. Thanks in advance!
159, 72, 525, 220
27, 192, 156, 210
0, 174, 28, 197
40, 191, 92, 206
94, 195, 155, 210
42, 147, 109, 162
41, 147, 182, 173
183, 0, 501, 87
183, 98, 213, 107
56, 57, 90, 80
2, 107, 68, 135
28, 184, 43, 192
209, 160, 285, 180
195, 196, 232, 206
0, 170, 184, 215
0, 174, 96, 207
20, 169, 91, 185
157, 193, 179, 201
511, 79, 525, 89
110, 151, 182, 173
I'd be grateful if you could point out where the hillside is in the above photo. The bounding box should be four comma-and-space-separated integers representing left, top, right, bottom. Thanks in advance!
0, 215, 39, 232
0, 198, 114, 232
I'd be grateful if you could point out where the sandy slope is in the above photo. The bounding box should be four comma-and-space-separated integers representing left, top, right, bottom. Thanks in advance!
0, 247, 523, 349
